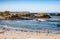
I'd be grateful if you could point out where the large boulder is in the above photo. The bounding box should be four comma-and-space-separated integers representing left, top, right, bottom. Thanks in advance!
34, 13, 51, 18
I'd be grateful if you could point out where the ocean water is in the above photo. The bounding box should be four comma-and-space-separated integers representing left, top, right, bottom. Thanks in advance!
0, 16, 60, 32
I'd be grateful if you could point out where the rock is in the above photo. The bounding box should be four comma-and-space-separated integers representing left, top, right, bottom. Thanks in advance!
50, 13, 60, 16
57, 24, 60, 27
35, 13, 51, 18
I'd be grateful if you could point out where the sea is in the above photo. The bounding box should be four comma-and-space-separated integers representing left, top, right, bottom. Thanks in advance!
0, 16, 60, 33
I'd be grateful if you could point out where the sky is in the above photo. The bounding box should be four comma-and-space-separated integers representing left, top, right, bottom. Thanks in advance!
0, 0, 60, 13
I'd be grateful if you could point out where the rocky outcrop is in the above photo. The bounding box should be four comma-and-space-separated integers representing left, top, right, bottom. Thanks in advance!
50, 13, 60, 16
34, 13, 51, 18
57, 24, 60, 27
0, 11, 51, 20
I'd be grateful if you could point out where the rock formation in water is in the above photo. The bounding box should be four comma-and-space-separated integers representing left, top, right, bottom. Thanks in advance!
50, 13, 60, 16
34, 13, 51, 18
0, 11, 51, 20
57, 24, 60, 27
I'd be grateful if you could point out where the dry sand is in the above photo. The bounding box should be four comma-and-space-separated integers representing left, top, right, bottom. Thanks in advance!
0, 29, 60, 39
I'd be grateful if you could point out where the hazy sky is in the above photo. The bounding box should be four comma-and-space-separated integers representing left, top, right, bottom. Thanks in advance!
0, 0, 60, 13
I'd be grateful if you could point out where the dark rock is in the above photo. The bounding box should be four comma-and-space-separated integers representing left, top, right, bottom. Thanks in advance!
57, 24, 60, 27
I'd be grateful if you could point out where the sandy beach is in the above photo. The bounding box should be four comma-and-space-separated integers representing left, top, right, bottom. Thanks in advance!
0, 29, 60, 39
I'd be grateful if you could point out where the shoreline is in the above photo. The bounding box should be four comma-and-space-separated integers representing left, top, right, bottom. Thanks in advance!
0, 29, 60, 39
0, 24, 60, 34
